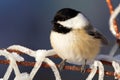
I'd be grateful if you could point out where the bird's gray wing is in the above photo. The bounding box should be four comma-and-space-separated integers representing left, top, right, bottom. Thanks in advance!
86, 28, 108, 45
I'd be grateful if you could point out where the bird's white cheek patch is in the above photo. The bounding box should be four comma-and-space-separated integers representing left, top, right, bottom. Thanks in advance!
57, 13, 89, 29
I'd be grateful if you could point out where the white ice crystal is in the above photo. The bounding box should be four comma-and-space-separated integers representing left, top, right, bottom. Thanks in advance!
109, 4, 120, 37
44, 58, 61, 80
14, 72, 30, 80
29, 50, 61, 80
86, 64, 97, 80
29, 50, 47, 79
86, 61, 104, 80
3, 65, 13, 80
35, 50, 47, 62
0, 50, 22, 80
7, 45, 61, 80
45, 49, 57, 57
11, 52, 24, 62
8, 45, 35, 57
112, 61, 120, 80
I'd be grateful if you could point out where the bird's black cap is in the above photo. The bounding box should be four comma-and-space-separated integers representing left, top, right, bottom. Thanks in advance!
53, 8, 80, 23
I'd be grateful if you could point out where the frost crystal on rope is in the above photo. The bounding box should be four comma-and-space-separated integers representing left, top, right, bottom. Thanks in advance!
0, 45, 62, 80
8, 45, 35, 57
1, 44, 120, 79
86, 63, 97, 80
29, 50, 47, 80
3, 65, 12, 80
109, 3, 120, 37
112, 61, 120, 80
44, 58, 61, 80
31, 50, 61, 80
97, 61, 104, 80
86, 61, 104, 80
0, 50, 22, 80
11, 52, 24, 62
14, 72, 30, 80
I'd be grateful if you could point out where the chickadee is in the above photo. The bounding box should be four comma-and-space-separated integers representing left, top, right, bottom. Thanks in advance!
50, 8, 108, 71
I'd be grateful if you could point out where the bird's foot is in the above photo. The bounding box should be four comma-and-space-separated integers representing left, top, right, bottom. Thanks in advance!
80, 64, 86, 73
80, 59, 87, 73
58, 59, 67, 71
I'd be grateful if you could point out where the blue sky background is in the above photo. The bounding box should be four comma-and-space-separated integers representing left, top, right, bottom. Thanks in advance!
0, 0, 119, 80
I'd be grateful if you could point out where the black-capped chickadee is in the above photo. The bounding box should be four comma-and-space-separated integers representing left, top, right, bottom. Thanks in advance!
50, 8, 108, 71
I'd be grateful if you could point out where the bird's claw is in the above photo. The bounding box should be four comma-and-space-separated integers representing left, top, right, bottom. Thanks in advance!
58, 59, 66, 71
80, 65, 86, 73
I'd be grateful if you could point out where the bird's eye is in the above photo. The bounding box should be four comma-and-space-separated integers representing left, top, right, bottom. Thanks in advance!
59, 25, 62, 27
53, 22, 62, 28
57, 23, 62, 27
